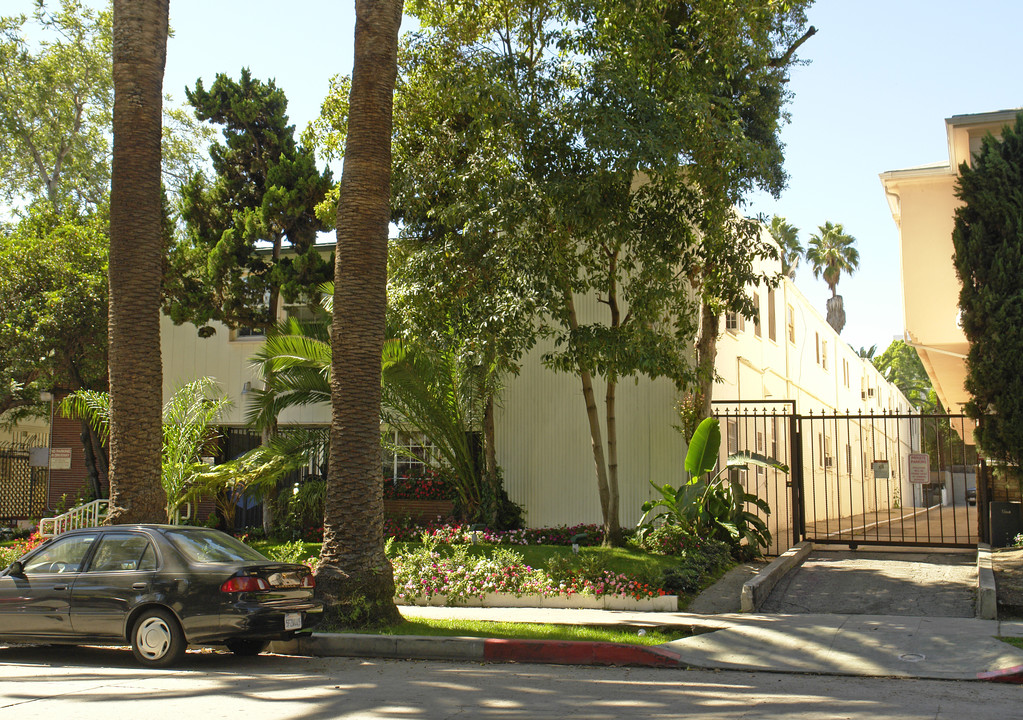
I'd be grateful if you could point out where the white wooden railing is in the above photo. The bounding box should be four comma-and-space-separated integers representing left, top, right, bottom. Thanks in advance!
39, 499, 109, 538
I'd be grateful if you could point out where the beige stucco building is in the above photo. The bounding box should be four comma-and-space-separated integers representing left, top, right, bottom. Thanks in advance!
880, 109, 1020, 417
161, 229, 911, 533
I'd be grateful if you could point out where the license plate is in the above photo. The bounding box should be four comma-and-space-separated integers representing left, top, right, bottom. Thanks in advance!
284, 613, 302, 631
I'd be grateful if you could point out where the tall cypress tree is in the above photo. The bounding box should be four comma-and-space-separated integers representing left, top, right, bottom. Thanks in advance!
165, 68, 334, 336
952, 112, 1023, 464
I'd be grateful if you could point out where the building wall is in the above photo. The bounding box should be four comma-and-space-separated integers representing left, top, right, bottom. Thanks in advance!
494, 294, 685, 529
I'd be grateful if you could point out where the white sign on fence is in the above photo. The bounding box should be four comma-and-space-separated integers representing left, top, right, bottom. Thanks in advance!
49, 447, 72, 471
908, 453, 930, 484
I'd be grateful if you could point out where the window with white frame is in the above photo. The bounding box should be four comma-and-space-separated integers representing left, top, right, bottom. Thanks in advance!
787, 305, 796, 344
725, 312, 744, 333
381, 430, 436, 481
767, 290, 777, 341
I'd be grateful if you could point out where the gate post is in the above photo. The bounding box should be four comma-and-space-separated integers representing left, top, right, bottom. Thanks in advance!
978, 457, 990, 544
788, 411, 805, 546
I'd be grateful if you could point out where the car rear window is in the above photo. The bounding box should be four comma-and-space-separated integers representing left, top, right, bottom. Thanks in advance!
165, 529, 268, 564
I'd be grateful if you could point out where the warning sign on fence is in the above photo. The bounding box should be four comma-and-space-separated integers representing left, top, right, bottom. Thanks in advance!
908, 453, 930, 484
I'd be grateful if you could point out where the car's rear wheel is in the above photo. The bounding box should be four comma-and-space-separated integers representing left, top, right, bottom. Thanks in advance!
131, 608, 186, 667
225, 638, 270, 656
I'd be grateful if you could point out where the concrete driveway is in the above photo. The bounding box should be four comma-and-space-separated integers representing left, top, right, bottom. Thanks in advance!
758, 550, 977, 617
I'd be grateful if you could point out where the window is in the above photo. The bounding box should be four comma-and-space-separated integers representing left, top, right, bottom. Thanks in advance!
846, 443, 852, 474
756, 431, 765, 476
22, 534, 96, 574
753, 294, 762, 338
89, 534, 157, 572
822, 340, 828, 371
787, 305, 795, 344
382, 430, 436, 481
767, 290, 777, 341
815, 332, 820, 364
725, 312, 744, 333
232, 326, 266, 340
843, 359, 850, 388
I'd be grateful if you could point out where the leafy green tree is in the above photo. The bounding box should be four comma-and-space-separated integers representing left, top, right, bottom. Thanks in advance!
165, 68, 334, 337
0, 0, 112, 212
806, 220, 859, 334
0, 207, 109, 496
105, 0, 168, 524
952, 112, 1023, 465
872, 340, 938, 412
319, 0, 404, 628
769, 216, 802, 279
0, 208, 107, 417
394, 0, 814, 545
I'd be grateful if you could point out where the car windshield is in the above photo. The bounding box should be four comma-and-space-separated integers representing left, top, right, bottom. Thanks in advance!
165, 529, 268, 564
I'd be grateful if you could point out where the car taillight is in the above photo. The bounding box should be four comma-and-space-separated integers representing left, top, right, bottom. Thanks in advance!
220, 576, 271, 593
301, 574, 315, 588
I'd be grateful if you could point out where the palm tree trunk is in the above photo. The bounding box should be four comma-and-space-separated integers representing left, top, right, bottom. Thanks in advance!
105, 0, 168, 524
317, 0, 403, 627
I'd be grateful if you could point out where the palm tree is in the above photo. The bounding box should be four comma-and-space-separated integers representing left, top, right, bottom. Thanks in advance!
768, 216, 802, 279
105, 0, 169, 523
318, 0, 404, 627
806, 221, 859, 334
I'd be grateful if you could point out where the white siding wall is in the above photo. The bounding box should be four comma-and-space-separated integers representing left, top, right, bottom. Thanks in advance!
495, 338, 684, 529
161, 316, 327, 426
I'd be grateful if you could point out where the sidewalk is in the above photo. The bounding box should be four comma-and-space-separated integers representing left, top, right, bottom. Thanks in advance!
272, 605, 1023, 682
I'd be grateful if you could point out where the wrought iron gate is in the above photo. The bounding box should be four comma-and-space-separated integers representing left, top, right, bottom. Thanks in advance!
0, 443, 48, 522
713, 402, 978, 555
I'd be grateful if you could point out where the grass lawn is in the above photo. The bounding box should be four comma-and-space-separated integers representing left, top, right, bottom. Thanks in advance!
365, 617, 697, 646
1000, 637, 1023, 651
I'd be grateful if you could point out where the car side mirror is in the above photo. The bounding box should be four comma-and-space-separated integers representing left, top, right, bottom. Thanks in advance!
6, 560, 24, 577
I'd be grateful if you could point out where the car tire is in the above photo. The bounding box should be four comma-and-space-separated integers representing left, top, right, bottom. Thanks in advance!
224, 638, 270, 656
131, 608, 186, 668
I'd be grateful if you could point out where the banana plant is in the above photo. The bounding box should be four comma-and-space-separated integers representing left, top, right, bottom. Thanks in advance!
639, 417, 788, 551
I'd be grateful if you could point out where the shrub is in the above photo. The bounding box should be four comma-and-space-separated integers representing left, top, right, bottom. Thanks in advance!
266, 539, 307, 564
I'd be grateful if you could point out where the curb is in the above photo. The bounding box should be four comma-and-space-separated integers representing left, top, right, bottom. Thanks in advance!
977, 664, 1023, 684
977, 543, 997, 620
270, 632, 684, 668
741, 541, 812, 612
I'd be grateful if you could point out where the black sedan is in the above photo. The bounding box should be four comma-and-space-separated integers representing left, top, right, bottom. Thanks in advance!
0, 525, 322, 667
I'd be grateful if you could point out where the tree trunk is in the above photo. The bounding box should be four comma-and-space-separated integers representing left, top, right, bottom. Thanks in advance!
695, 302, 720, 424
483, 393, 500, 524
317, 0, 403, 628
562, 289, 621, 545
105, 0, 168, 524
605, 377, 622, 545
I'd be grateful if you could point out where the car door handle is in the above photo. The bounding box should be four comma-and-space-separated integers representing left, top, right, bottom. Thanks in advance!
53, 585, 68, 591
132, 583, 147, 590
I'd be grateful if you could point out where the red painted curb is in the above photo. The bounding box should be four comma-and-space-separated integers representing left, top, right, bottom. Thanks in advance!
977, 665, 1023, 684
483, 639, 684, 667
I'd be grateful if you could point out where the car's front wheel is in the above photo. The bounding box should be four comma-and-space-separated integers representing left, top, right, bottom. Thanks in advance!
224, 638, 270, 656
131, 608, 186, 667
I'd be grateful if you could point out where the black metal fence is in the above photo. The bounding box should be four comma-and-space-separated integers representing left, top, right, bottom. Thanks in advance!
713, 402, 979, 555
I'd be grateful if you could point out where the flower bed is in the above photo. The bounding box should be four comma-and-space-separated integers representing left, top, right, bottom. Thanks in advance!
390, 538, 673, 610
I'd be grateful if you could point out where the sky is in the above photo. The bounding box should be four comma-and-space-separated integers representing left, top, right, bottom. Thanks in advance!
47, 1, 1023, 354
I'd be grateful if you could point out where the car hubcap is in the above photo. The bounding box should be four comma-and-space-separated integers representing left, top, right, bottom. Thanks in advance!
136, 617, 171, 659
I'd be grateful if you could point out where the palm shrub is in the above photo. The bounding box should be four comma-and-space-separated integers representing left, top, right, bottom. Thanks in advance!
638, 417, 783, 557
61, 378, 231, 522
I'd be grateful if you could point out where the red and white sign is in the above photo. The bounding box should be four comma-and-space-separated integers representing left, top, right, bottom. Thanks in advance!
908, 453, 930, 484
